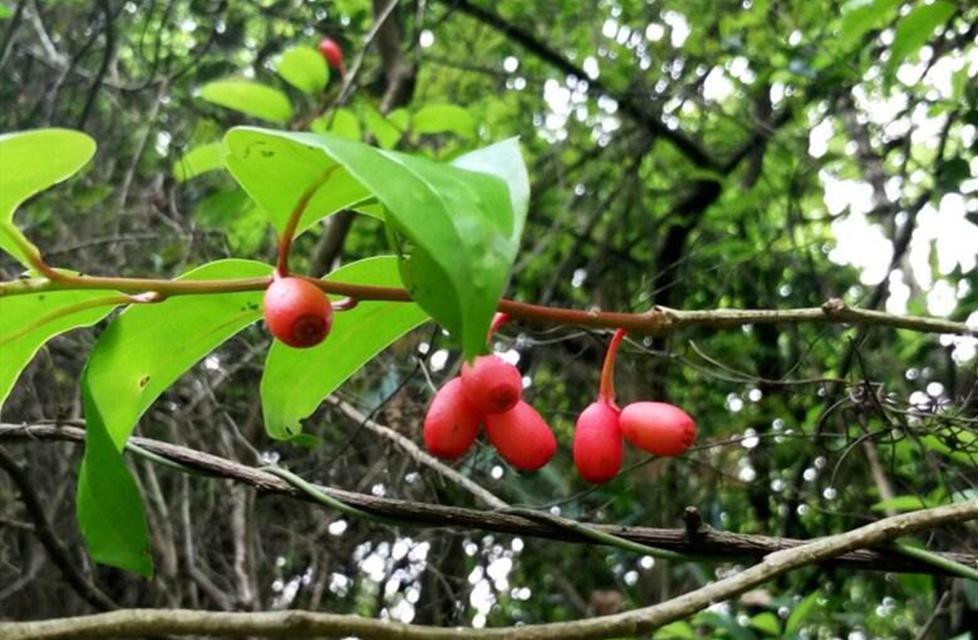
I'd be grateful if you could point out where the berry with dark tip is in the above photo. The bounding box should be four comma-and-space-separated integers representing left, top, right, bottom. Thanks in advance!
460, 355, 523, 415
263, 277, 333, 348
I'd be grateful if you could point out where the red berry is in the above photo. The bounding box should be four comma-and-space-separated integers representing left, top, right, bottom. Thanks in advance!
423, 378, 481, 459
620, 402, 697, 456
573, 402, 623, 483
460, 355, 523, 414
484, 401, 557, 471
263, 277, 333, 348
317, 37, 345, 71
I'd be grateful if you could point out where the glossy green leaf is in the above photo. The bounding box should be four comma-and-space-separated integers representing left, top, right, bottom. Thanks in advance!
871, 494, 930, 513
0, 4, 11, 19
363, 105, 402, 149
172, 141, 225, 181
276, 45, 329, 94
261, 256, 428, 439
412, 103, 476, 138
785, 591, 819, 634
749, 611, 780, 636
0, 287, 120, 412
224, 128, 373, 234
0, 129, 95, 267
82, 259, 271, 449
885, 0, 955, 83
77, 374, 153, 576
225, 127, 526, 358
199, 79, 293, 123
311, 108, 361, 140
452, 137, 529, 240
76, 259, 271, 574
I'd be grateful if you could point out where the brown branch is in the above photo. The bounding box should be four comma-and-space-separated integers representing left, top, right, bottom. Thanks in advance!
2, 500, 976, 639
1, 424, 975, 575
0, 447, 117, 612
1, 271, 974, 337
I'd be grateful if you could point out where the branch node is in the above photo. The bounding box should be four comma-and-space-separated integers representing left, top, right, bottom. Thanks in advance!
683, 506, 703, 541
822, 298, 847, 314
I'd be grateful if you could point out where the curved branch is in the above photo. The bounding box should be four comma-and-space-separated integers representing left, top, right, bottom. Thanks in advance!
1, 424, 975, 575
2, 500, 976, 639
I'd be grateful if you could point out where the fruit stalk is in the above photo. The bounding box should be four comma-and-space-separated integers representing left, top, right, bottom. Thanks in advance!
598, 328, 626, 406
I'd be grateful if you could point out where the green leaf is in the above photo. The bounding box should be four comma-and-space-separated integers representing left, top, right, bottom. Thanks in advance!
261, 256, 429, 439
387, 108, 410, 131
172, 141, 225, 181
83, 259, 271, 450
225, 128, 526, 358
194, 187, 251, 229
920, 433, 978, 468
199, 79, 293, 124
311, 108, 362, 141
224, 129, 373, 235
885, 0, 955, 83
785, 591, 819, 634
0, 4, 12, 19
653, 621, 695, 639
193, 188, 269, 254
871, 494, 931, 513
363, 105, 403, 149
0, 129, 96, 268
173, 142, 224, 182
0, 287, 119, 412
452, 137, 529, 242
76, 260, 271, 574
749, 611, 780, 636
276, 45, 329, 94
412, 104, 476, 138
77, 374, 153, 576
837, 0, 901, 53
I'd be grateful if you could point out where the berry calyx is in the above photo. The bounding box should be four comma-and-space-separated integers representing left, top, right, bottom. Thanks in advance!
573, 402, 623, 484
484, 401, 557, 471
263, 276, 333, 348
620, 402, 697, 457
317, 37, 345, 74
423, 378, 481, 459
460, 355, 523, 415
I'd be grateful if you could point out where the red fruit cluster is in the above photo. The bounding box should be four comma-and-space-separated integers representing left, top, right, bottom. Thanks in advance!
424, 354, 557, 471
263, 276, 333, 348
572, 329, 697, 484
